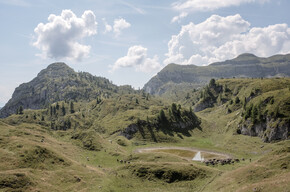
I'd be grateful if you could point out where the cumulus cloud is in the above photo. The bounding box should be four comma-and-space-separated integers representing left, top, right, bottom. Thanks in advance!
33, 9, 97, 61
113, 18, 131, 37
102, 18, 112, 34
112, 45, 162, 73
171, 12, 188, 23
102, 18, 131, 37
164, 14, 290, 65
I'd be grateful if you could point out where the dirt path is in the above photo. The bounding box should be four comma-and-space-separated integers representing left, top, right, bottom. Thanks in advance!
135, 146, 232, 160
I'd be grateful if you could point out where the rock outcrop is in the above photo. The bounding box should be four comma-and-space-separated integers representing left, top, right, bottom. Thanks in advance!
0, 62, 130, 118
240, 118, 289, 142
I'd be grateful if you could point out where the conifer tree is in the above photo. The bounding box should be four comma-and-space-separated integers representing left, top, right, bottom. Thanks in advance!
62, 103, 66, 116
70, 101, 75, 114
56, 102, 60, 110
16, 106, 23, 115
19, 106, 23, 114
158, 109, 167, 123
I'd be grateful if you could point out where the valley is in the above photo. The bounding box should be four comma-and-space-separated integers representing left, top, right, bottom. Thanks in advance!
0, 54, 289, 191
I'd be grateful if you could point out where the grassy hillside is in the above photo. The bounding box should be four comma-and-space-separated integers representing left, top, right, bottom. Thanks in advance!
1, 103, 289, 191
192, 78, 290, 142
1, 75, 289, 191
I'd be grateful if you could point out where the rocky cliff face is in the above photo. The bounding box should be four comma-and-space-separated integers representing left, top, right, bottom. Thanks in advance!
144, 53, 290, 95
0, 62, 128, 118
240, 117, 289, 142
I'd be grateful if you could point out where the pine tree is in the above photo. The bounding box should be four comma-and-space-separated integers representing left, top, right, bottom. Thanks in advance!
67, 119, 71, 129
209, 78, 216, 87
158, 109, 167, 123
243, 97, 247, 110
56, 102, 60, 110
251, 105, 258, 123
244, 103, 253, 119
70, 101, 75, 114
62, 103, 66, 116
16, 106, 24, 115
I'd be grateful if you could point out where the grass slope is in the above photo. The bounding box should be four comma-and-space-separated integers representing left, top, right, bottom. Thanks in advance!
0, 78, 289, 191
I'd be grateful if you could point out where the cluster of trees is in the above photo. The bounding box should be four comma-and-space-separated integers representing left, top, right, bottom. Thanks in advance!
158, 103, 200, 127
244, 103, 262, 123
50, 118, 72, 131
48, 101, 76, 131
49, 101, 75, 117
15, 106, 24, 115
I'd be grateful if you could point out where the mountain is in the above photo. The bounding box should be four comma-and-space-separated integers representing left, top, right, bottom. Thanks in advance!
0, 59, 289, 191
143, 53, 290, 96
0, 62, 135, 118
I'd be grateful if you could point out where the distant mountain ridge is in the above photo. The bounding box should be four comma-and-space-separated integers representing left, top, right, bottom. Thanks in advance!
143, 53, 290, 95
0, 62, 135, 118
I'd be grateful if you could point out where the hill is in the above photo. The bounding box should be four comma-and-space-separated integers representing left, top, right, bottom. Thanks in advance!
0, 62, 135, 118
193, 78, 290, 142
143, 53, 290, 96
0, 60, 289, 191
1, 78, 289, 191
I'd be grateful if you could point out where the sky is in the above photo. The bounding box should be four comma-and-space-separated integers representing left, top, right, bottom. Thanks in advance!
0, 0, 290, 107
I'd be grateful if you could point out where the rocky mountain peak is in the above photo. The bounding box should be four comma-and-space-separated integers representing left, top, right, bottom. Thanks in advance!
233, 53, 259, 62
37, 62, 75, 79
0, 62, 123, 118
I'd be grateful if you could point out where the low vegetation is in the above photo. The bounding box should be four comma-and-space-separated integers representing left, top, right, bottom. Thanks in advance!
0, 61, 289, 191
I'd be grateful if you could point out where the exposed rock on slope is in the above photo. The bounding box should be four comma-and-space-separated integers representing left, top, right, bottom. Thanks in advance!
195, 78, 290, 142
144, 53, 290, 95
0, 62, 133, 118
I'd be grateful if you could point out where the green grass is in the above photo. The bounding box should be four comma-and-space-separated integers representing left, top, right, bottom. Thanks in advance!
0, 78, 289, 191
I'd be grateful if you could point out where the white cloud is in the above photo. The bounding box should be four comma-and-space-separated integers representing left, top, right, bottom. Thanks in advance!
112, 45, 162, 73
102, 18, 112, 33
171, 12, 188, 23
33, 9, 97, 61
164, 14, 290, 65
113, 18, 131, 37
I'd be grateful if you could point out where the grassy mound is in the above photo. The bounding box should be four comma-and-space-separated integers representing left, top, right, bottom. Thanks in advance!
126, 163, 209, 183
19, 145, 70, 169
71, 129, 103, 151
0, 173, 32, 191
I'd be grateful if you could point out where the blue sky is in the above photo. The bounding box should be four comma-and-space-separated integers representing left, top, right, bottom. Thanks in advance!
0, 0, 290, 107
